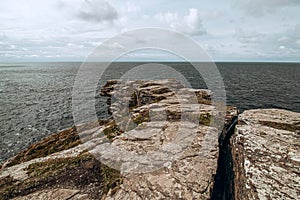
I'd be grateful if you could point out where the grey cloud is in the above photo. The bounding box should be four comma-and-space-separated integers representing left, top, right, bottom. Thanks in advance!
77, 0, 118, 23
234, 29, 266, 44
293, 24, 300, 38
0, 33, 97, 61
277, 24, 300, 49
233, 0, 300, 16
233, 25, 300, 60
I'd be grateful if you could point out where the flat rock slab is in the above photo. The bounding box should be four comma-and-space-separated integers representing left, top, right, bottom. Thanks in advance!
231, 109, 300, 199
103, 126, 220, 200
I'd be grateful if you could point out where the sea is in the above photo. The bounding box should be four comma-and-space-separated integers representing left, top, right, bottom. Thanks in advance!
0, 62, 299, 162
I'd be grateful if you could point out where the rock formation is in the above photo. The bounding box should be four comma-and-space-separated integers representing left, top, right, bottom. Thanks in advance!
231, 109, 300, 199
1, 79, 299, 200
0, 79, 237, 199
98, 79, 237, 199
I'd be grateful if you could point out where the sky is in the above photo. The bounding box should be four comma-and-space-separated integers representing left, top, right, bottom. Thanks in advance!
0, 0, 300, 62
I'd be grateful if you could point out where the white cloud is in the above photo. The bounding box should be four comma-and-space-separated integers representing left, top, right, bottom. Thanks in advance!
154, 8, 206, 36
0, 0, 299, 61
184, 8, 206, 35
105, 42, 125, 50
76, 0, 118, 23
125, 2, 140, 13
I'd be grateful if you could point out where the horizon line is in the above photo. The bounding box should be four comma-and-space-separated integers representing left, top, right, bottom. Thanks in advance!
1, 60, 300, 64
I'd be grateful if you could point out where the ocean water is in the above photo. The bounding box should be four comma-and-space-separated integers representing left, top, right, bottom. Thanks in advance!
0, 62, 299, 162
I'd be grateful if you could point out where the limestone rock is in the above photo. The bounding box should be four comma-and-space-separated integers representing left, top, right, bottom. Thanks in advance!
231, 109, 300, 199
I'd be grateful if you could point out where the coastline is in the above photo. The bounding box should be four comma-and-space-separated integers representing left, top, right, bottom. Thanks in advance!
0, 79, 299, 199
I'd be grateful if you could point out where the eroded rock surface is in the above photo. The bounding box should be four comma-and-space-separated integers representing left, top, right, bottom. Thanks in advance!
99, 79, 236, 199
0, 79, 237, 200
12, 189, 84, 200
231, 109, 300, 199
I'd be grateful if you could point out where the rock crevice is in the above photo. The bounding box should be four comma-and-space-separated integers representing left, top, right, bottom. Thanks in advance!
231, 109, 300, 200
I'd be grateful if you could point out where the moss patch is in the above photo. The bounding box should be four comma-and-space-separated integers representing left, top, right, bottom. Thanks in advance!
199, 113, 212, 126
5, 127, 81, 168
195, 91, 212, 105
129, 92, 138, 109
132, 112, 151, 125
100, 164, 122, 195
102, 121, 124, 140
0, 152, 122, 200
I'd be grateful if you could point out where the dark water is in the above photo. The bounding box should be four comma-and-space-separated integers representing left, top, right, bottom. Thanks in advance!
0, 62, 299, 162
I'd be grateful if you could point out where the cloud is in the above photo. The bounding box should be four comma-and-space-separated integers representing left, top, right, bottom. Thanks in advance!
277, 24, 300, 49
228, 24, 300, 60
232, 0, 300, 16
125, 2, 140, 13
154, 8, 206, 36
184, 8, 206, 35
234, 29, 265, 44
76, 0, 118, 23
0, 0, 299, 61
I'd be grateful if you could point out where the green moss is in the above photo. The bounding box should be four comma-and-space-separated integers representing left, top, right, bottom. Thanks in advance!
102, 121, 123, 140
128, 92, 138, 110
0, 152, 122, 200
5, 154, 75, 199
195, 92, 211, 105
5, 126, 81, 167
199, 113, 212, 126
132, 113, 150, 125
100, 164, 122, 195
26, 152, 92, 177
0, 176, 18, 200
27, 152, 121, 197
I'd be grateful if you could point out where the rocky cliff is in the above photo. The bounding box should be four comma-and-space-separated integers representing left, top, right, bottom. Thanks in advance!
231, 109, 300, 199
0, 79, 299, 200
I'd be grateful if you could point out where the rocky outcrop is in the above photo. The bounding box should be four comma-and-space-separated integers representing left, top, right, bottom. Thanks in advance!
99, 79, 237, 199
231, 109, 300, 199
4, 79, 299, 200
0, 135, 121, 200
0, 79, 238, 200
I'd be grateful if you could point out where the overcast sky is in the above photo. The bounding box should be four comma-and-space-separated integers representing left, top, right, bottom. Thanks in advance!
1, 0, 300, 62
